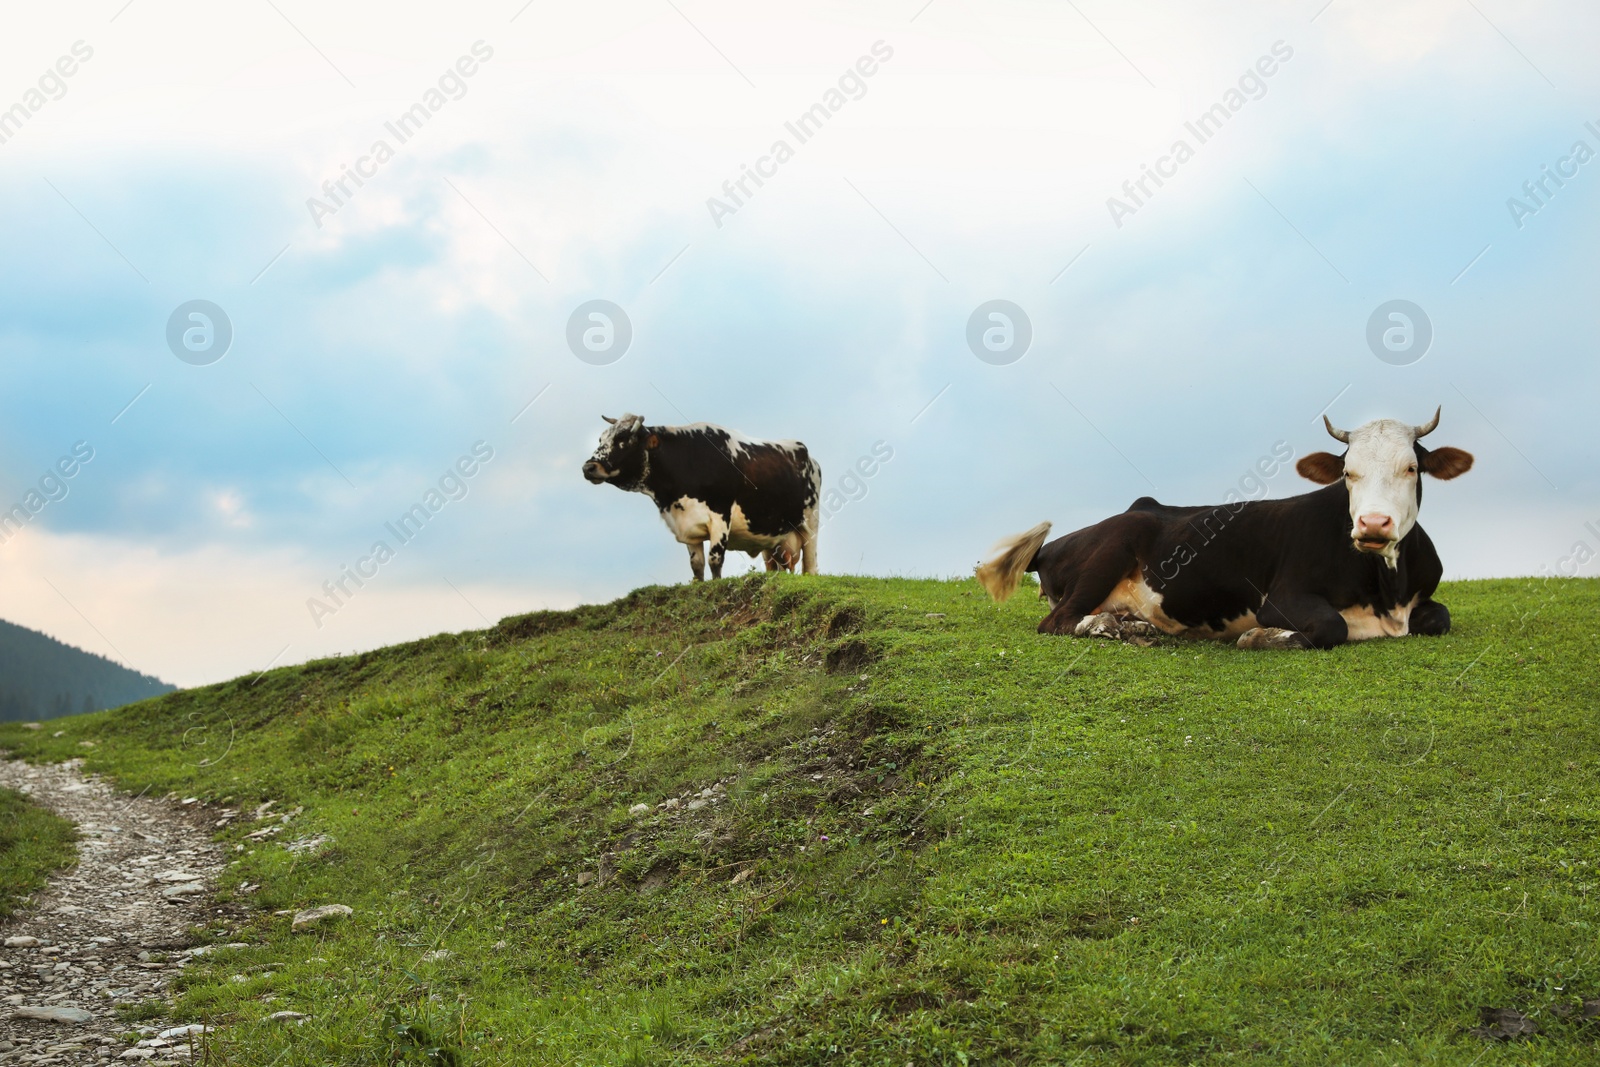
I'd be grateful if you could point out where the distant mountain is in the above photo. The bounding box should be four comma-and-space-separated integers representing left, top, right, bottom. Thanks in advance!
0, 618, 175, 722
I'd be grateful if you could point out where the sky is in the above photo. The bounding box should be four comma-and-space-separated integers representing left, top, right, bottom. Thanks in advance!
0, 0, 1595, 688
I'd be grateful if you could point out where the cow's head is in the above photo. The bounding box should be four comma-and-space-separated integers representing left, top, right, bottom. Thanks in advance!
582, 414, 652, 488
1295, 408, 1473, 564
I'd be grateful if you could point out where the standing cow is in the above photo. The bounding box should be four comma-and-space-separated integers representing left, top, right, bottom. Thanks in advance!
583, 414, 821, 580
975, 410, 1474, 649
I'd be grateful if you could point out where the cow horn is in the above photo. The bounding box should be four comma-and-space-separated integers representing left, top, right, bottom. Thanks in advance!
1413, 406, 1441, 439
1322, 415, 1351, 444
602, 415, 617, 425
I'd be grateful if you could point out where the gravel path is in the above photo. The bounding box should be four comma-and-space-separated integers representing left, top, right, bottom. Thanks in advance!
0, 758, 228, 1064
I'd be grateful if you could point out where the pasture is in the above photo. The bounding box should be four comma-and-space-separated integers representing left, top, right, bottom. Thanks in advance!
1, 573, 1596, 1065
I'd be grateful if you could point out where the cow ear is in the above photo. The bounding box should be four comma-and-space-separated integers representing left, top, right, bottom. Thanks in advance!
1296, 452, 1344, 484
1420, 446, 1473, 480
646, 434, 659, 449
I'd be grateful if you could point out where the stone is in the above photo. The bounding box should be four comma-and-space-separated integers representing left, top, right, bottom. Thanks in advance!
10, 1004, 94, 1023
185, 943, 249, 958
290, 904, 352, 931
4, 937, 41, 948
160, 882, 205, 900
283, 834, 331, 855
268, 1010, 309, 1023
156, 1024, 209, 1039
628, 803, 650, 816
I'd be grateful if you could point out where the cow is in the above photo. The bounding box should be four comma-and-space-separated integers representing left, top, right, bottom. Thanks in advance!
583, 414, 821, 581
974, 409, 1474, 649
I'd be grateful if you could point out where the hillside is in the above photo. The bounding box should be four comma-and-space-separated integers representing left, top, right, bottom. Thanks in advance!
0, 617, 175, 722
1, 574, 1597, 1065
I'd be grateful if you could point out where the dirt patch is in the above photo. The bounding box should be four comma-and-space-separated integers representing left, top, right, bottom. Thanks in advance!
1469, 1006, 1539, 1041
824, 640, 874, 674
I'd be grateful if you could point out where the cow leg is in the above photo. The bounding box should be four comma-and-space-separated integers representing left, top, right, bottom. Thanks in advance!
1410, 598, 1451, 636
688, 542, 706, 582
1072, 613, 1160, 641
708, 533, 729, 579
1244, 593, 1348, 650
800, 505, 819, 575
1036, 543, 1138, 636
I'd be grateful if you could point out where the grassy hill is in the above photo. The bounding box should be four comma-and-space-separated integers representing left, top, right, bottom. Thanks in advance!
1, 574, 1597, 1065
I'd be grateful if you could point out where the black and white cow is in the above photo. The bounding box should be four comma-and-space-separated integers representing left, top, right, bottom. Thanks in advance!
975, 410, 1474, 649
583, 414, 821, 581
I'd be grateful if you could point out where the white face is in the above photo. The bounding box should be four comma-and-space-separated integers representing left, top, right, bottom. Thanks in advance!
1298, 411, 1473, 565
1340, 419, 1422, 558
582, 414, 644, 484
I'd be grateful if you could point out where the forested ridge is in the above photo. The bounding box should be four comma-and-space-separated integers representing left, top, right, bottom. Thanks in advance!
0, 617, 174, 721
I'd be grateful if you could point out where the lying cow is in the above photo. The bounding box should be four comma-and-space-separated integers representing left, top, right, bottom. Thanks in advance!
583, 414, 821, 580
975, 409, 1474, 649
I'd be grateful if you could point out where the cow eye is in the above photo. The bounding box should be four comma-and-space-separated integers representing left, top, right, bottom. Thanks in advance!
1405, 465, 1417, 475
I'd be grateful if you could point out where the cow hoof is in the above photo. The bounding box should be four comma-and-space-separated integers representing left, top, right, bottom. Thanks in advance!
1073, 613, 1158, 642
1237, 626, 1302, 650
1073, 612, 1119, 638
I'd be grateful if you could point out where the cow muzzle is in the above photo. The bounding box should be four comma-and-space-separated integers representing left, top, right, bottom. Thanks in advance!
582, 461, 612, 484
1353, 513, 1395, 552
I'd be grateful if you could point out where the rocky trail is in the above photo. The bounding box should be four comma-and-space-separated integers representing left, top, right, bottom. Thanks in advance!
0, 758, 231, 1064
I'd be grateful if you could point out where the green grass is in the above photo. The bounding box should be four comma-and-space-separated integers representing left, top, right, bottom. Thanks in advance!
1, 574, 1597, 1065
0, 784, 78, 919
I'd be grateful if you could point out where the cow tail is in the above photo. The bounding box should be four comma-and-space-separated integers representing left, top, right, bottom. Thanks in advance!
975, 521, 1052, 602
